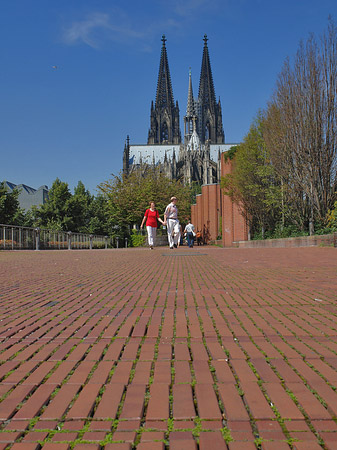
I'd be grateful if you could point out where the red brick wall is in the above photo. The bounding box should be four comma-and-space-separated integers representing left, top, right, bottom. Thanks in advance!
191, 154, 248, 247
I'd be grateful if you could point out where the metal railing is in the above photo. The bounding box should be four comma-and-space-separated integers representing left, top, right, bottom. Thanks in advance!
0, 224, 112, 250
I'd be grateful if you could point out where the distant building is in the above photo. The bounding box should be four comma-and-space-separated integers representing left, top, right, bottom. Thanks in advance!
3, 181, 48, 211
123, 35, 238, 185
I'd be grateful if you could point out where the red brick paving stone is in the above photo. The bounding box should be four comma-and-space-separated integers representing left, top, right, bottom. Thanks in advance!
230, 428, 256, 441
3, 419, 30, 430
174, 342, 191, 360
201, 420, 223, 430
199, 431, 227, 449
307, 359, 337, 384
270, 359, 302, 383
285, 420, 311, 432
3, 360, 39, 384
0, 431, 21, 442
290, 430, 321, 441
249, 359, 280, 383
157, 342, 172, 360
65, 343, 91, 361
286, 382, 332, 420
230, 360, 257, 382
137, 442, 165, 450
223, 344, 246, 360
311, 419, 337, 431
93, 383, 124, 419
119, 384, 146, 420
51, 432, 78, 441
67, 384, 103, 419
194, 384, 222, 419
82, 431, 107, 441
88, 360, 114, 384
153, 361, 171, 384
193, 361, 214, 384
72, 445, 100, 450
173, 420, 195, 429
109, 361, 133, 384
120, 338, 141, 360
22, 431, 49, 442
170, 432, 197, 450
227, 442, 257, 450
173, 384, 196, 419
138, 340, 156, 360
0, 360, 20, 379
320, 434, 337, 448
217, 384, 250, 421
261, 443, 291, 450
131, 361, 152, 384
48, 341, 75, 361
102, 339, 126, 361
112, 431, 136, 442
254, 337, 284, 359
227, 420, 253, 433
40, 384, 80, 420
272, 342, 302, 360
292, 443, 325, 450
0, 384, 35, 420
42, 444, 70, 450
61, 420, 85, 430
116, 420, 140, 431
174, 361, 192, 384
140, 431, 165, 442
11, 444, 40, 450
146, 384, 170, 420
104, 444, 132, 450
144, 420, 167, 431
189, 342, 209, 361
263, 382, 304, 420
212, 360, 237, 383
240, 381, 276, 420
66, 360, 96, 385
22, 361, 58, 385
44, 361, 77, 385
89, 421, 112, 431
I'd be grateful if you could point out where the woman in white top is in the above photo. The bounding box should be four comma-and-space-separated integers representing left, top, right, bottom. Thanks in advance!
184, 219, 195, 248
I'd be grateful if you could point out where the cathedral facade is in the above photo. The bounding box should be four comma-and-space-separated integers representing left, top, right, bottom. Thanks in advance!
123, 35, 236, 185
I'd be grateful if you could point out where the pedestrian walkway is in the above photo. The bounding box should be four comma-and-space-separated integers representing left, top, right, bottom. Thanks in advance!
0, 246, 337, 449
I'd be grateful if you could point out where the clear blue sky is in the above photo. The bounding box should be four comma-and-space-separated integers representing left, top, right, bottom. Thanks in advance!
1, 0, 336, 194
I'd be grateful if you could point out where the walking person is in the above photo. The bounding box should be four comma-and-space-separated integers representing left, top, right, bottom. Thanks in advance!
164, 196, 180, 249
140, 201, 165, 249
184, 219, 195, 248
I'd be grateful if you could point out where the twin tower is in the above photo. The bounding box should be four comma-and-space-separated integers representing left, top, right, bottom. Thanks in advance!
123, 35, 230, 185
148, 34, 224, 146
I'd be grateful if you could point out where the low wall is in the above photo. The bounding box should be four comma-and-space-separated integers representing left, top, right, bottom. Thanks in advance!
236, 233, 336, 248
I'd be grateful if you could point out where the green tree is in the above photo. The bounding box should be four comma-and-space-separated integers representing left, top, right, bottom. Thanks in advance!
68, 181, 93, 232
33, 178, 73, 231
86, 194, 111, 235
0, 182, 25, 225
221, 114, 282, 238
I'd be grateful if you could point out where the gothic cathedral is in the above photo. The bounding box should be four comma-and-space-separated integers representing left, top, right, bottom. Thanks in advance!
123, 35, 235, 185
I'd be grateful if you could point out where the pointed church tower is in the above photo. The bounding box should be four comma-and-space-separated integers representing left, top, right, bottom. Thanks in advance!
184, 68, 196, 142
198, 35, 224, 144
148, 35, 181, 145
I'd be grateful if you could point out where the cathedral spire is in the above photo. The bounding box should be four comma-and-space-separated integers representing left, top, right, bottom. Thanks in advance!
186, 68, 195, 117
148, 35, 181, 144
184, 68, 197, 142
155, 35, 175, 110
197, 35, 224, 144
198, 34, 216, 110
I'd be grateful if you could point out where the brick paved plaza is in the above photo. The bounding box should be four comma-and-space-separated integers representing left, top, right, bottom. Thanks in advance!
0, 246, 337, 449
